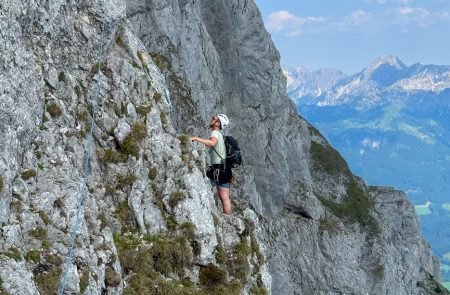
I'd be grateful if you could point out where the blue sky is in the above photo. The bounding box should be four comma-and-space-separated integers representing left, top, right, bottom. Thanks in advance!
253, 0, 450, 74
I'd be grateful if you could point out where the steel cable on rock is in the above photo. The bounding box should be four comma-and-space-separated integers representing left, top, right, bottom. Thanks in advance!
58, 0, 109, 293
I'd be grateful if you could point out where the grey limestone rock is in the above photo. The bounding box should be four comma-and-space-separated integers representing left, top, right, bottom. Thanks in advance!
0, 0, 446, 294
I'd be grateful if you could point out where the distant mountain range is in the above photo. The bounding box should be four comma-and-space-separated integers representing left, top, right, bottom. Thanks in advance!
286, 55, 450, 107
285, 55, 450, 282
285, 55, 450, 202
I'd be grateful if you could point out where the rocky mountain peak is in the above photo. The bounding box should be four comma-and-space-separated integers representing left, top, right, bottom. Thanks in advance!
365, 55, 407, 73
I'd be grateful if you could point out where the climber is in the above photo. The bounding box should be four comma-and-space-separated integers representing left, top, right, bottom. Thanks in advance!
191, 114, 233, 215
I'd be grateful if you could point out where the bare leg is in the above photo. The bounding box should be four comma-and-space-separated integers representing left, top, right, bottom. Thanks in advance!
217, 187, 231, 215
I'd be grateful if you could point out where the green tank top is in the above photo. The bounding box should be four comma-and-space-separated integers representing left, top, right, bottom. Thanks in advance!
210, 130, 226, 165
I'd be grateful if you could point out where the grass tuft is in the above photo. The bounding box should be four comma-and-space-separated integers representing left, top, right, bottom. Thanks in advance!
148, 166, 158, 181
47, 103, 62, 118
199, 263, 226, 289
119, 122, 148, 158
5, 248, 22, 261
136, 105, 152, 117
21, 169, 37, 180
25, 250, 41, 263
169, 190, 186, 207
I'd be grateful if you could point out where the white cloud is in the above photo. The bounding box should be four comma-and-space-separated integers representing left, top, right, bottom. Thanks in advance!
386, 7, 435, 27
393, 6, 430, 18
347, 10, 371, 25
263, 6, 449, 37
266, 10, 325, 37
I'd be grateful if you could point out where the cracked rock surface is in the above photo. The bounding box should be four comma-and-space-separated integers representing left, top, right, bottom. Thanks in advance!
0, 0, 446, 294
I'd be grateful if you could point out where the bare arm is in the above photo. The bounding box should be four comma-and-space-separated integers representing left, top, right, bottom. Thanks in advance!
191, 136, 218, 147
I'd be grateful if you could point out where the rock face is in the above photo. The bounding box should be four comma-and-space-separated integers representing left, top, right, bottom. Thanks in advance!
0, 0, 446, 295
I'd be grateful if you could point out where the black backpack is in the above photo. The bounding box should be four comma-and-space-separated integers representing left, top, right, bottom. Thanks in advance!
221, 132, 242, 168
213, 132, 242, 168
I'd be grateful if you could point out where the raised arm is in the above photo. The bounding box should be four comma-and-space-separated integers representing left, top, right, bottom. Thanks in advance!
191, 135, 218, 147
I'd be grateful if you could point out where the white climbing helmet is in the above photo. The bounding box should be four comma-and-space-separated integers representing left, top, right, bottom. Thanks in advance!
217, 113, 229, 129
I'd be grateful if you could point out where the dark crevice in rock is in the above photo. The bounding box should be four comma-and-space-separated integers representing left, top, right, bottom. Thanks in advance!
283, 204, 313, 220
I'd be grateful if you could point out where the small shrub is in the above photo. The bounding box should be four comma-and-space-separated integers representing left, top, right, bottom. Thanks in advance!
99, 212, 109, 229
103, 149, 127, 163
234, 241, 251, 257
38, 210, 51, 225
41, 239, 52, 249
5, 248, 22, 261
152, 237, 191, 276
53, 198, 64, 209
125, 271, 196, 294
169, 190, 186, 207
153, 194, 165, 213
150, 52, 167, 72
21, 169, 37, 180
217, 280, 243, 295
46, 254, 63, 266
47, 103, 62, 118
118, 123, 147, 158
120, 135, 140, 158
29, 227, 47, 240
105, 267, 121, 287
13, 193, 22, 202
0, 175, 4, 192
136, 105, 152, 117
177, 134, 190, 145
230, 240, 251, 283
25, 250, 41, 263
115, 35, 126, 49
148, 166, 158, 181
166, 215, 177, 231
199, 263, 226, 289
115, 234, 191, 277
79, 268, 90, 293
10, 199, 22, 212
250, 236, 264, 265
115, 201, 131, 225
160, 111, 168, 125
76, 110, 90, 122
179, 222, 196, 240
34, 268, 61, 295
0, 277, 10, 295
131, 123, 147, 141
153, 92, 162, 102
250, 287, 269, 295
191, 240, 201, 257
215, 246, 228, 265
116, 174, 137, 191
